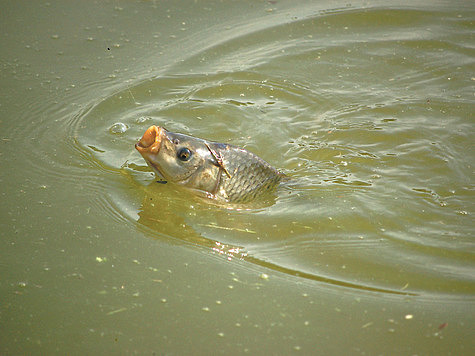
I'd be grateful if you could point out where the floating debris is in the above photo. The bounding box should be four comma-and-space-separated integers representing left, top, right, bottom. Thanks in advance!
107, 307, 127, 315
260, 273, 269, 280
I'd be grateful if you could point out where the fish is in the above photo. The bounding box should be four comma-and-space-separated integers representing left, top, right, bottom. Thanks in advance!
135, 125, 286, 203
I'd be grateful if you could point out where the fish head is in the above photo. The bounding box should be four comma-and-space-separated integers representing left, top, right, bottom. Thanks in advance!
135, 126, 220, 192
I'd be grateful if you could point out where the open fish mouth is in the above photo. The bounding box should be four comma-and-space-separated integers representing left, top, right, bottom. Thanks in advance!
135, 125, 167, 181
135, 125, 163, 154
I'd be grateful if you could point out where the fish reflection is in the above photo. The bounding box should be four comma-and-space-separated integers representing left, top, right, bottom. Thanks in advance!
136, 181, 417, 297
137, 183, 249, 261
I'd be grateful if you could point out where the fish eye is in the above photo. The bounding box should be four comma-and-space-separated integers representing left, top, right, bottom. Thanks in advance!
177, 147, 192, 161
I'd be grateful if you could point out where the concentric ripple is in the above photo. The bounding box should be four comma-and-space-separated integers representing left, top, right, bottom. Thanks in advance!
54, 6, 475, 297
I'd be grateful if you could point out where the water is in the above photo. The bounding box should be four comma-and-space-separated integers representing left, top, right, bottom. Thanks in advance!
1, 0, 474, 354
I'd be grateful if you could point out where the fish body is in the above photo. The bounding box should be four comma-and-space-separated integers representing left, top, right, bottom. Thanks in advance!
135, 126, 285, 203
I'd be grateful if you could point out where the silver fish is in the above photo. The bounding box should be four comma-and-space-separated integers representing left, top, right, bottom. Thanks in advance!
135, 126, 285, 203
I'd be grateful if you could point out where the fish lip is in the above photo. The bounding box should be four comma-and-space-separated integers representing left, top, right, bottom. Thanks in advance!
135, 125, 163, 154
135, 125, 168, 181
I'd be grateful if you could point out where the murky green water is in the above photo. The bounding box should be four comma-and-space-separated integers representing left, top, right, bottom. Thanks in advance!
1, 0, 474, 354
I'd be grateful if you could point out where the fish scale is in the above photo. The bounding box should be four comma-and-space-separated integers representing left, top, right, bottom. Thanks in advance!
218, 146, 283, 202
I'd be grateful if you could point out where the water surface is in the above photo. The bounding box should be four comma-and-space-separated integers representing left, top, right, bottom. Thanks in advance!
1, 0, 474, 354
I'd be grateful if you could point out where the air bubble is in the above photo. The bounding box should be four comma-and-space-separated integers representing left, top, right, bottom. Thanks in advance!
109, 122, 128, 134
